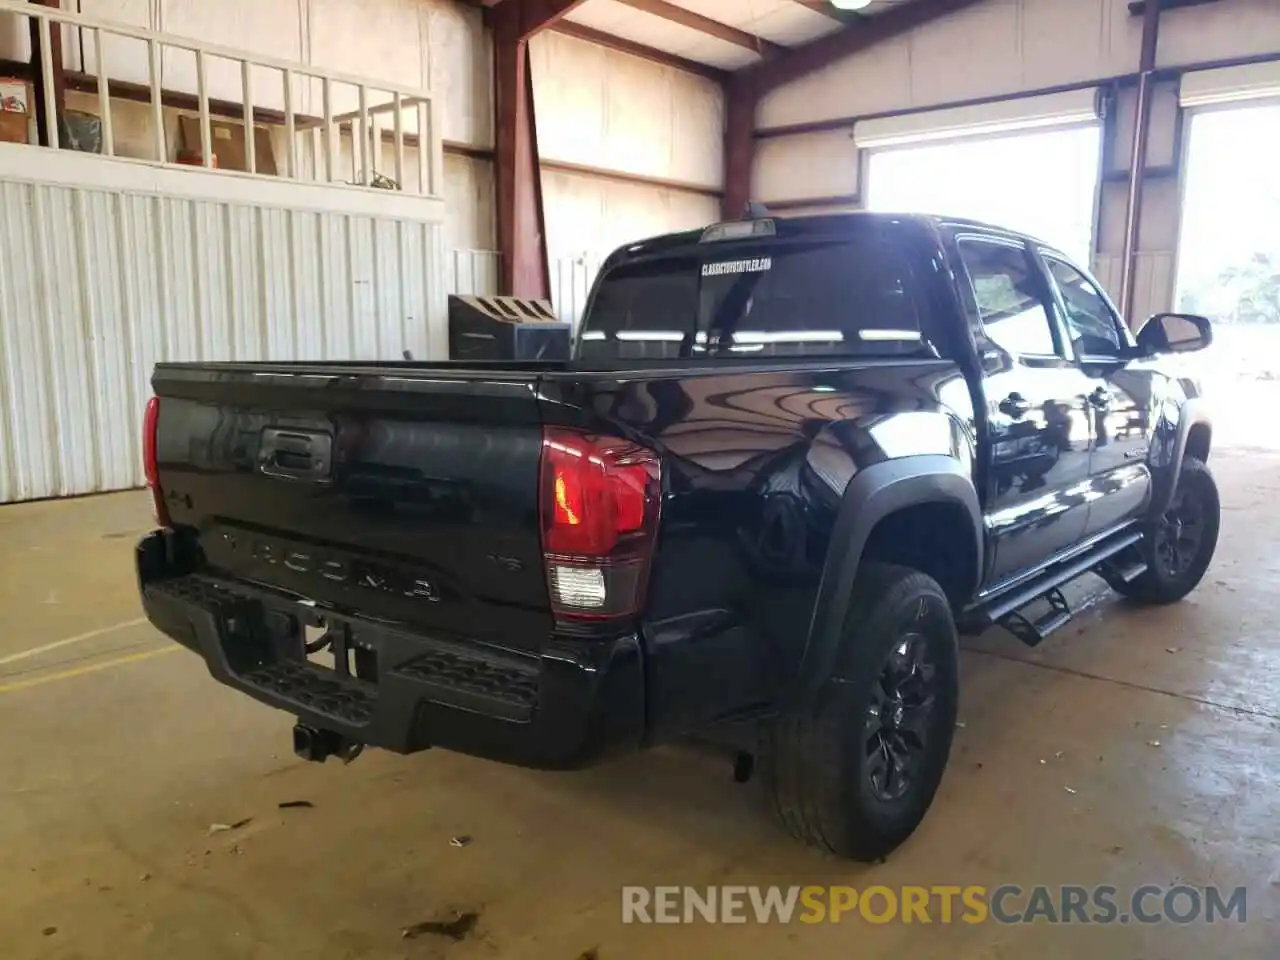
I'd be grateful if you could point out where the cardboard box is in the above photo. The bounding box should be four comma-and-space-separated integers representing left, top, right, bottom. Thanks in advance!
0, 77, 33, 145
178, 114, 277, 175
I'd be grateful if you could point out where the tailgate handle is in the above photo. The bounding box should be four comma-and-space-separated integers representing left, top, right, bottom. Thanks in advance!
259, 429, 333, 482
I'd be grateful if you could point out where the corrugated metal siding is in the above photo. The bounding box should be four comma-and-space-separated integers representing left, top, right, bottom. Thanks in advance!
551, 254, 603, 330
0, 179, 446, 504
448, 248, 500, 297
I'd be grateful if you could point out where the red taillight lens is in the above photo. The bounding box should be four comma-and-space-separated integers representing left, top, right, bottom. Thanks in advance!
539, 427, 660, 621
143, 396, 171, 527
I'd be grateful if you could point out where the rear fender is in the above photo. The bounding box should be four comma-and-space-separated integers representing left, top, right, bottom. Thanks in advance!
790, 455, 982, 702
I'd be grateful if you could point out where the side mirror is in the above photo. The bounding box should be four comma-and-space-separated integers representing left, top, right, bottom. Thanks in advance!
1135, 313, 1212, 356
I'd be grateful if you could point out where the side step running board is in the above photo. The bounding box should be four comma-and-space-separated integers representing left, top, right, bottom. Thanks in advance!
980, 530, 1143, 624
998, 588, 1071, 647
961, 528, 1145, 645
1101, 557, 1148, 584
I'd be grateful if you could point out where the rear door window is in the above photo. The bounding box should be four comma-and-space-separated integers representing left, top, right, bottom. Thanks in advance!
957, 238, 1061, 358
579, 232, 927, 361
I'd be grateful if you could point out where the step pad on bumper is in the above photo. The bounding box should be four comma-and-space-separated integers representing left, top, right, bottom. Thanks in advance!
395, 650, 539, 722
137, 529, 647, 767
145, 573, 539, 724
240, 660, 377, 725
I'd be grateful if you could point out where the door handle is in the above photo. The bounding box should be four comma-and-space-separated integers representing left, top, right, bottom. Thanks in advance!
999, 392, 1032, 418
1087, 387, 1111, 410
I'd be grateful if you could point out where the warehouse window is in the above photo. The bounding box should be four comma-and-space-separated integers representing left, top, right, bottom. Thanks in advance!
1175, 105, 1280, 329
867, 126, 1101, 264
1173, 102, 1280, 448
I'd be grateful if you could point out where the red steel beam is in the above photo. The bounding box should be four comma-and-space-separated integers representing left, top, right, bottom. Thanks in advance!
722, 74, 758, 219
490, 0, 586, 297
551, 21, 727, 83
1119, 0, 1162, 320
488, 0, 587, 41
722, 0, 987, 219
613, 0, 785, 57
745, 0, 988, 94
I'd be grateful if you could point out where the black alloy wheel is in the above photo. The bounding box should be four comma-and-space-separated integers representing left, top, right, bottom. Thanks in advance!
1152, 482, 1206, 579
1101, 456, 1220, 605
762, 563, 959, 862
865, 631, 939, 803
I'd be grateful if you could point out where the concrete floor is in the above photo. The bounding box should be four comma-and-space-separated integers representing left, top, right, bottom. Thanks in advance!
2, 451, 1278, 959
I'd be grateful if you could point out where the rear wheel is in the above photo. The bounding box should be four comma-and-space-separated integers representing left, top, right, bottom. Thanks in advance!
761, 563, 959, 861
1104, 457, 1220, 604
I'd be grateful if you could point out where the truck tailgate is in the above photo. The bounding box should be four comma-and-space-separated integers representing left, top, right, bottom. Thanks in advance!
151, 363, 553, 651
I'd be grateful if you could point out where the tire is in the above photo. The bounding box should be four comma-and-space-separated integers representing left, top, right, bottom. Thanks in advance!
1103, 457, 1220, 605
761, 563, 959, 861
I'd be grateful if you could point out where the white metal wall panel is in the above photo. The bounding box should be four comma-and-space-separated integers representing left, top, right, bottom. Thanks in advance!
447, 249, 501, 297
1158, 0, 1280, 71
758, 0, 1137, 130
531, 32, 606, 164
1019, 0, 1134, 89
307, 0, 424, 90
0, 150, 448, 504
530, 30, 723, 189
442, 154, 496, 252
160, 0, 304, 112
753, 129, 858, 203
907, 1, 1025, 109
541, 169, 719, 267
759, 0, 1280, 131
756, 37, 914, 131
423, 1, 493, 148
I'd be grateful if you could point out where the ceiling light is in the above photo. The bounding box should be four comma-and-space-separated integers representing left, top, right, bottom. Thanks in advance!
831, 0, 874, 9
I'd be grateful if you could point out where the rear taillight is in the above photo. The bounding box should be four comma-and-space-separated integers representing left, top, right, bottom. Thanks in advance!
539, 427, 661, 621
143, 396, 171, 527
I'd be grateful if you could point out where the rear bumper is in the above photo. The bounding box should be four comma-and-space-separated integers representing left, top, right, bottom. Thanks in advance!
136, 530, 646, 769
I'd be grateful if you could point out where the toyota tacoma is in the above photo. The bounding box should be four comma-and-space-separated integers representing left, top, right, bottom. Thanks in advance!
136, 212, 1218, 860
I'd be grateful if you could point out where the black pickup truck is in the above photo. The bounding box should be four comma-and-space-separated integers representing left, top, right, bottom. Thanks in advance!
137, 212, 1218, 861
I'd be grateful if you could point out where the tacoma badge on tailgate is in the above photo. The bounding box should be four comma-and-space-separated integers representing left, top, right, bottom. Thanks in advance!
211, 527, 443, 603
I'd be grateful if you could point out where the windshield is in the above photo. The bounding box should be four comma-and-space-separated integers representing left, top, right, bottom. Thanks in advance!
578, 233, 928, 362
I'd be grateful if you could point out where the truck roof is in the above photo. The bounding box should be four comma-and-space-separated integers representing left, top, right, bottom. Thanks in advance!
605, 211, 1059, 269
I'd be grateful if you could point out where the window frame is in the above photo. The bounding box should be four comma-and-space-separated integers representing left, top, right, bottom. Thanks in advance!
953, 233, 1070, 363
1037, 248, 1136, 363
